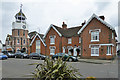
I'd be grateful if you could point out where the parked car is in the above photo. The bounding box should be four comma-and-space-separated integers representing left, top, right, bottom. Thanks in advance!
4, 52, 15, 58
52, 53, 78, 62
14, 52, 29, 59
29, 53, 46, 60
0, 53, 8, 60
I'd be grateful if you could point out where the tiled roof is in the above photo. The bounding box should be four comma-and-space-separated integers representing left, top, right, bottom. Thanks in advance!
53, 25, 82, 37
28, 31, 37, 39
29, 31, 44, 39
6, 34, 12, 41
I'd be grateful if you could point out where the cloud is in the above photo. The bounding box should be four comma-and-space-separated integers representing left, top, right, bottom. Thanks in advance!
1, 0, 118, 43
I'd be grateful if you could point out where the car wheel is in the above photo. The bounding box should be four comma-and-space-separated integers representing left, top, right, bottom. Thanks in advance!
21, 56, 23, 59
54, 57, 57, 60
68, 58, 72, 62
39, 57, 42, 60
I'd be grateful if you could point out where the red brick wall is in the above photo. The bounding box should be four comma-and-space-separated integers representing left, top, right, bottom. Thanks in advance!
45, 27, 62, 56
62, 37, 81, 54
30, 36, 45, 55
12, 29, 30, 54
80, 18, 116, 59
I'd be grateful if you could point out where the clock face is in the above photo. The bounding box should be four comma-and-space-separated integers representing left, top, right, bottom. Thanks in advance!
22, 25, 26, 29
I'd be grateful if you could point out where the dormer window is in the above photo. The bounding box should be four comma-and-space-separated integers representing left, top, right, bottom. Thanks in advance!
49, 35, 55, 45
68, 38, 72, 44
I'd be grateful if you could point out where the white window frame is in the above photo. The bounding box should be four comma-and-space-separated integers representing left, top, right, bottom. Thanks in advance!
36, 40, 40, 53
107, 46, 111, 55
49, 35, 55, 45
91, 31, 99, 42
49, 46, 56, 55
68, 38, 72, 44
79, 37, 81, 43
91, 46, 99, 56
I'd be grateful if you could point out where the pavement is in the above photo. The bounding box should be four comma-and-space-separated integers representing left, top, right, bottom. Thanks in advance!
78, 57, 117, 64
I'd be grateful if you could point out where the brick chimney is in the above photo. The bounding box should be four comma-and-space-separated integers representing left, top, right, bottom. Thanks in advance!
99, 16, 105, 20
62, 22, 67, 29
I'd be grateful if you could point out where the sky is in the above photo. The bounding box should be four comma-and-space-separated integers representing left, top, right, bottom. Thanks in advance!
0, 0, 119, 44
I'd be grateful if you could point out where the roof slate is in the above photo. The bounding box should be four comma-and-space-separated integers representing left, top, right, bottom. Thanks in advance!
53, 25, 82, 37
28, 31, 44, 41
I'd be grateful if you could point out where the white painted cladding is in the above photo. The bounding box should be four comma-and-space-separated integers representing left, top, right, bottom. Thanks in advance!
12, 22, 28, 30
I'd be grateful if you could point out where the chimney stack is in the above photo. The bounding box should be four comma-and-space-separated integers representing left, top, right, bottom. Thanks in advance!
62, 22, 67, 29
99, 16, 105, 20
81, 20, 86, 26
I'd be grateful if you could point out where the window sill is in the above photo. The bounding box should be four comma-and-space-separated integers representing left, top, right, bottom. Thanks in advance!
68, 43, 72, 44
50, 53, 55, 55
106, 54, 111, 56
91, 54, 99, 56
50, 43, 55, 45
91, 40, 99, 42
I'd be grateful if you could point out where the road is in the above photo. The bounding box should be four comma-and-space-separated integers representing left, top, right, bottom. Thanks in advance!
1, 58, 118, 78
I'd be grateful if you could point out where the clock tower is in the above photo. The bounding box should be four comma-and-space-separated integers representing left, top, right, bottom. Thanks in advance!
12, 4, 30, 54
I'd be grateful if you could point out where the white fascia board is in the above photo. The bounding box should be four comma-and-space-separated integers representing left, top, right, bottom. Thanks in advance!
30, 34, 37, 46
89, 43, 114, 48
43, 24, 62, 38
51, 25, 62, 37
37, 34, 46, 46
43, 24, 52, 38
78, 13, 115, 34
100, 44, 114, 46
30, 33, 46, 46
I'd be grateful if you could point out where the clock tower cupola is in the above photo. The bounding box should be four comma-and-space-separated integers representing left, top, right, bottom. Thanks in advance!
12, 4, 28, 30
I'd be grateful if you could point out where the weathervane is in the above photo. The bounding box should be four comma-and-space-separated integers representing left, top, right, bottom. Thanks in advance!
20, 4, 23, 10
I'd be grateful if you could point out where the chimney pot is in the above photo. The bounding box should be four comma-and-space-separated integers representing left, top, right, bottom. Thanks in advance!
62, 22, 67, 29
99, 16, 105, 20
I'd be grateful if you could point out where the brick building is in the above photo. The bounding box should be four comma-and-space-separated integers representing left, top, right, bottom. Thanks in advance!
29, 31, 46, 55
4, 5, 117, 59
43, 23, 82, 56
78, 14, 117, 59
5, 5, 30, 54
41, 14, 117, 59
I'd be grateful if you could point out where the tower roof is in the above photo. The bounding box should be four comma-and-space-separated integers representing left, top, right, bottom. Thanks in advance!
15, 4, 26, 20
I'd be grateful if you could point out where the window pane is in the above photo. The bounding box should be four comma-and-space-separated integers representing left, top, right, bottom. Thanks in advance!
91, 31, 99, 41
36, 40, 40, 53
50, 36, 55, 44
